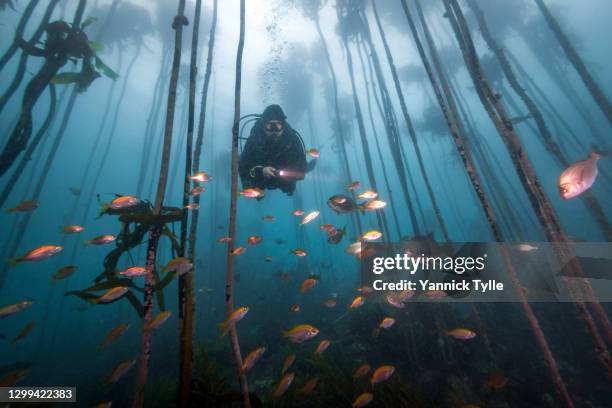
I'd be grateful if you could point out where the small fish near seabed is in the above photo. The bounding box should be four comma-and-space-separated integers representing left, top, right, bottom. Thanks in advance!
218, 306, 249, 336
446, 328, 477, 340
281, 354, 296, 375
283, 324, 320, 343
272, 372, 295, 398
371, 365, 395, 385
558, 150, 604, 199
105, 359, 136, 384
352, 392, 374, 408
162, 257, 193, 277
241, 346, 266, 373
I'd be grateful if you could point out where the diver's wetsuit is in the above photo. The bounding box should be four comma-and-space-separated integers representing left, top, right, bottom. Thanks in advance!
238, 119, 307, 195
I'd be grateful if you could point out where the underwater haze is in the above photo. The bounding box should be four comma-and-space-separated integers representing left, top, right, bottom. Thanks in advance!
0, 0, 611, 407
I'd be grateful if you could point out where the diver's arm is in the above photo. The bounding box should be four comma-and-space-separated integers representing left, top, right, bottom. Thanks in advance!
238, 137, 265, 184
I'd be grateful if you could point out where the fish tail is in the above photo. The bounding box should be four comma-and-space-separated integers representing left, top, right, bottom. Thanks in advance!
590, 145, 608, 158
217, 322, 228, 337
357, 204, 366, 214
6, 258, 19, 267
4, 207, 14, 213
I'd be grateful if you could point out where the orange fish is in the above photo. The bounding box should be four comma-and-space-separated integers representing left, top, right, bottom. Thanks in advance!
352, 363, 371, 379
97, 323, 130, 352
345, 241, 362, 255
105, 359, 135, 384
314, 339, 330, 355
371, 365, 395, 385
323, 299, 336, 308
446, 328, 476, 340
291, 304, 301, 313
85, 234, 116, 246
240, 188, 264, 198
62, 225, 84, 234
218, 306, 248, 336
486, 372, 508, 390
348, 181, 360, 190
10, 320, 35, 345
386, 293, 404, 309
357, 285, 373, 294
349, 296, 365, 309
241, 346, 266, 373
97, 286, 129, 304
289, 249, 307, 257
379, 317, 395, 329
283, 324, 319, 343
105, 195, 140, 210
272, 372, 295, 398
364, 200, 386, 210
262, 215, 275, 221
5, 199, 38, 213
292, 209, 305, 216
231, 246, 246, 256
217, 236, 232, 243
357, 191, 378, 200
558, 151, 601, 199
0, 368, 28, 386
352, 392, 373, 408
8, 245, 63, 265
306, 148, 320, 158
247, 235, 262, 245
189, 186, 205, 196
319, 223, 335, 232
190, 171, 212, 182
118, 266, 147, 278
52, 265, 77, 281
184, 203, 199, 210
300, 277, 318, 293
281, 354, 296, 375
361, 230, 383, 241
144, 311, 172, 331
398, 289, 414, 302
300, 377, 318, 394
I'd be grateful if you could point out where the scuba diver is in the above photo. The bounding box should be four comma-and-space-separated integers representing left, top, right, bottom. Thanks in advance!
239, 104, 308, 196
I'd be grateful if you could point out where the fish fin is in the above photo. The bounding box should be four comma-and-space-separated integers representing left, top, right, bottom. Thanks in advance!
590, 145, 608, 158
357, 204, 365, 214
217, 322, 228, 337
6, 258, 18, 267
4, 207, 14, 213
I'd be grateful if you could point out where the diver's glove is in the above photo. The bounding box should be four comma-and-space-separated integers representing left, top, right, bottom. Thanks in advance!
262, 166, 277, 179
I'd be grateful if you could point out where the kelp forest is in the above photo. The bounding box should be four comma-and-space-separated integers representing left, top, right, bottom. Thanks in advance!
0, 0, 611, 407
